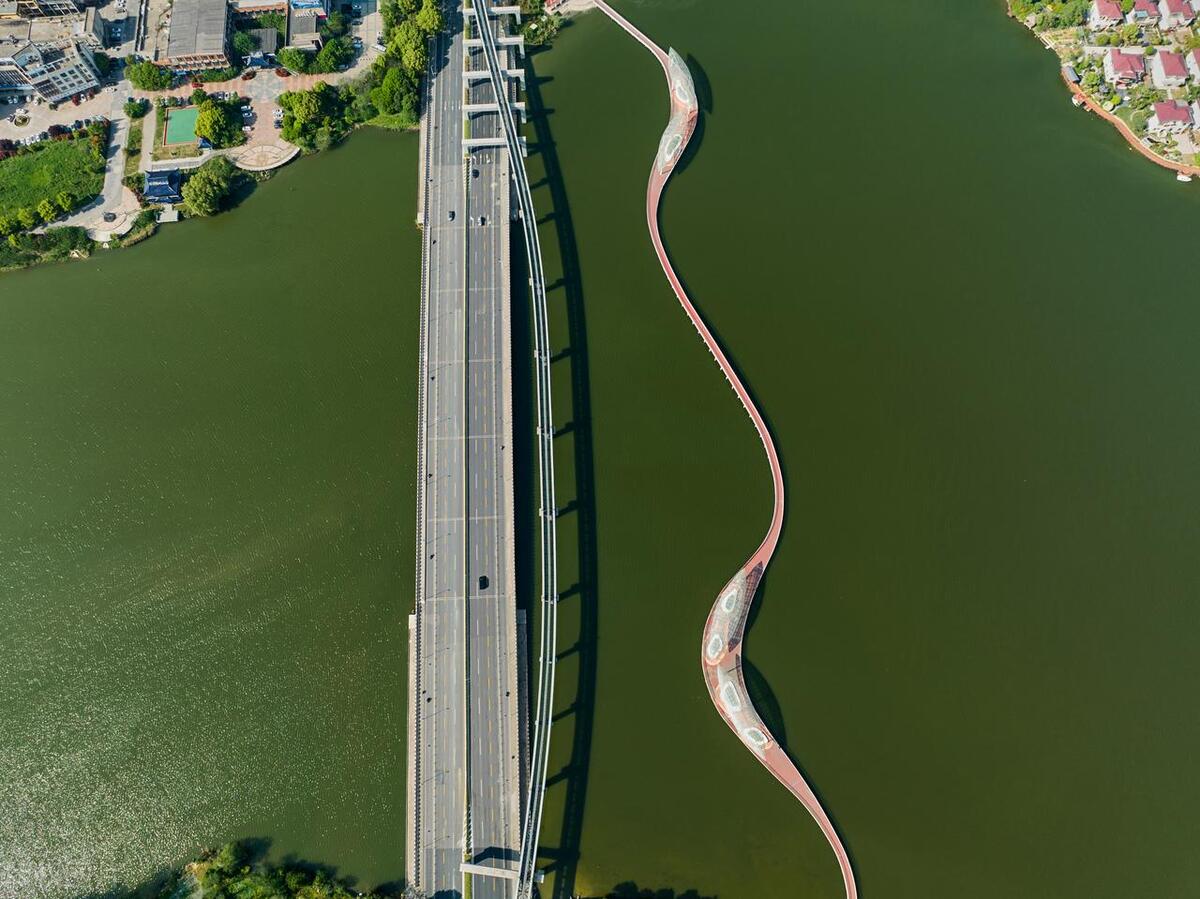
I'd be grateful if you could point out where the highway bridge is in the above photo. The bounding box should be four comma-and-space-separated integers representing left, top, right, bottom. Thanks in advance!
406, 1, 556, 897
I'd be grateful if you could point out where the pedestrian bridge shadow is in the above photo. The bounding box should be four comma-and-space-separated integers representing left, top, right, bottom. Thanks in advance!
513, 41, 600, 899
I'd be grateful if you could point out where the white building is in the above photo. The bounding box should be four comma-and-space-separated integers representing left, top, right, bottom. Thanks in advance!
1158, 0, 1196, 28
1187, 48, 1200, 80
1147, 99, 1193, 135
1090, 0, 1125, 29
1150, 49, 1189, 88
1104, 49, 1147, 85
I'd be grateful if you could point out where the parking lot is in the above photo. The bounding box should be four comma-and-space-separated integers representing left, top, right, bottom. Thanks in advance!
0, 89, 124, 143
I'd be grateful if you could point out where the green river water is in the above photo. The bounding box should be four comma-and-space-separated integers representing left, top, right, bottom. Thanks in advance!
4, 0, 1200, 896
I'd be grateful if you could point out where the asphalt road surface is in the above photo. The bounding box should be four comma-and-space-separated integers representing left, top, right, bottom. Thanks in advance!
413, 3, 522, 897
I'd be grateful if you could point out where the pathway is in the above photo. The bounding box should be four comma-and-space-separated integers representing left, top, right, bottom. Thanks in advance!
589, 2, 858, 896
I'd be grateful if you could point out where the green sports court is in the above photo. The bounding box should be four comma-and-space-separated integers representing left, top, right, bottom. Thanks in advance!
163, 106, 200, 145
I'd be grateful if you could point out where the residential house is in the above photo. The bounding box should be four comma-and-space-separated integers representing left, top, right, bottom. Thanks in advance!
1150, 49, 1189, 87
144, 169, 184, 203
1129, 0, 1161, 24
1090, 0, 1125, 29
1147, 99, 1193, 134
1104, 49, 1147, 85
1187, 47, 1200, 80
163, 0, 231, 71
1158, 0, 1196, 27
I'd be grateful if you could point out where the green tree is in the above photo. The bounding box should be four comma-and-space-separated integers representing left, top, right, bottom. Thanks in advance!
36, 198, 57, 223
191, 87, 208, 106
194, 99, 243, 148
255, 10, 286, 32
321, 9, 348, 38
315, 37, 352, 73
16, 208, 37, 229
390, 19, 427, 75
125, 59, 173, 91
370, 64, 418, 120
54, 191, 74, 212
414, 0, 443, 34
232, 29, 258, 57
277, 47, 313, 73
92, 51, 113, 76
123, 97, 149, 118
0, 215, 14, 237
181, 156, 239, 216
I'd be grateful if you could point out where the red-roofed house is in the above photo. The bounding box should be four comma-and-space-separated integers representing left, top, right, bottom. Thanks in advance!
1090, 0, 1125, 28
1104, 49, 1147, 85
1150, 50, 1189, 87
1147, 99, 1193, 134
1158, 0, 1196, 27
1130, 0, 1161, 23
1187, 48, 1200, 80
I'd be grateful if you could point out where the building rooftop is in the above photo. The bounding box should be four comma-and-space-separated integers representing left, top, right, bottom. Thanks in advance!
1132, 0, 1159, 15
1158, 49, 1187, 76
1096, 0, 1123, 18
249, 26, 278, 54
166, 0, 229, 60
1152, 99, 1191, 121
1110, 50, 1146, 74
1162, 0, 1194, 15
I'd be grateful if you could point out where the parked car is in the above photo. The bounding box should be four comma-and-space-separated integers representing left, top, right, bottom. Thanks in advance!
241, 70, 256, 80
275, 67, 291, 77
103, 212, 117, 223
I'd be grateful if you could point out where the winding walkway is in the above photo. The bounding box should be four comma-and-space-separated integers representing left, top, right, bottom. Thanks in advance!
590, 2, 858, 896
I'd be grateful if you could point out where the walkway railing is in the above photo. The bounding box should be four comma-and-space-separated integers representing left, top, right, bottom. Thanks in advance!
472, 3, 560, 897
590, 2, 858, 897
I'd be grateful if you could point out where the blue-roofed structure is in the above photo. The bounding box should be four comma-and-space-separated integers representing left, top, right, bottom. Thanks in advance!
144, 169, 183, 203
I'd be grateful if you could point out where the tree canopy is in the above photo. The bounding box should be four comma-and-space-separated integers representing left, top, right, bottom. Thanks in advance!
182, 156, 240, 216
277, 46, 314, 73
194, 98, 244, 148
125, 59, 173, 91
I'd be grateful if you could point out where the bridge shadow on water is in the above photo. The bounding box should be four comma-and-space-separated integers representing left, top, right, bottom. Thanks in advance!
511, 41, 600, 899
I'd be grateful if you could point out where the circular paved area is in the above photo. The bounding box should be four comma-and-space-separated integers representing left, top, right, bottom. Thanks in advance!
229, 141, 299, 171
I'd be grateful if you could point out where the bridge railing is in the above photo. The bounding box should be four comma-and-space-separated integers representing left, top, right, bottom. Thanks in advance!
471, 4, 559, 897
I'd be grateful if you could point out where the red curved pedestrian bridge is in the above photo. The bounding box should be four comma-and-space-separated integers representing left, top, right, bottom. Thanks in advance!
591, 2, 858, 896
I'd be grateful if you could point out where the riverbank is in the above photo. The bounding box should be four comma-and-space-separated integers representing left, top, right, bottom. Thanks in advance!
1009, 0, 1200, 177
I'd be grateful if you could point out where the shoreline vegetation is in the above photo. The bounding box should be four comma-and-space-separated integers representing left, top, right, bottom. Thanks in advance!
1008, 0, 1200, 177
0, 0, 569, 275
84, 840, 714, 899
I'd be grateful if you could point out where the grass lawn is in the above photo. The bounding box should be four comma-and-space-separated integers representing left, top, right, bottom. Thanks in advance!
367, 112, 418, 131
124, 117, 145, 179
0, 139, 104, 219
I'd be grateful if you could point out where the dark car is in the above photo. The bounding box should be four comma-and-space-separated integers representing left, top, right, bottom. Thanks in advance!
102, 212, 117, 223
275, 67, 291, 77
448, 209, 455, 221
241, 70, 256, 80
478, 575, 489, 590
